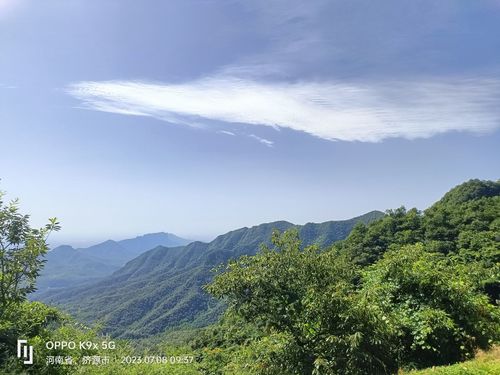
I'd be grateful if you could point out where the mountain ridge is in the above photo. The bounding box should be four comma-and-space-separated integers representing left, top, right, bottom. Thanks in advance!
38, 211, 384, 338
33, 232, 192, 296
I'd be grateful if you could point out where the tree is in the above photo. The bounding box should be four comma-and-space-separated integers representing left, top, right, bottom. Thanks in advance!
0, 189, 127, 375
0, 191, 60, 314
0, 190, 61, 371
205, 230, 499, 374
337, 207, 424, 267
206, 230, 397, 374
361, 243, 500, 369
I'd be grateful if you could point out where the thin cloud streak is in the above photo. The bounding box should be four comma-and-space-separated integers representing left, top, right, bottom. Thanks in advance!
218, 130, 236, 136
67, 76, 500, 142
249, 134, 274, 147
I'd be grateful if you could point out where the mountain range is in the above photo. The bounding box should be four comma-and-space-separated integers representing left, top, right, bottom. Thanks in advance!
36, 211, 384, 338
34, 232, 192, 295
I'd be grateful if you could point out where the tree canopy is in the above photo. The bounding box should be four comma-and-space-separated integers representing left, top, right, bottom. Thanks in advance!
201, 180, 500, 374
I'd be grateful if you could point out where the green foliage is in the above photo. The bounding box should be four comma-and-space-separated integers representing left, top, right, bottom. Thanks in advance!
4, 180, 498, 374
201, 181, 500, 374
0, 192, 60, 310
435, 180, 500, 206
337, 179, 500, 303
39, 212, 382, 338
200, 331, 298, 375
2, 309, 199, 375
338, 180, 499, 266
2, 312, 105, 375
206, 230, 398, 374
339, 207, 424, 265
0, 190, 62, 372
0, 188, 202, 374
424, 187, 500, 263
0, 301, 60, 371
192, 316, 269, 374
0, 190, 103, 374
361, 244, 499, 369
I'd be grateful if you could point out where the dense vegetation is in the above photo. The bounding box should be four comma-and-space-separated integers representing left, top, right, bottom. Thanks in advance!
196, 179, 500, 374
0, 190, 200, 374
0, 191, 91, 374
2, 179, 498, 374
38, 212, 382, 338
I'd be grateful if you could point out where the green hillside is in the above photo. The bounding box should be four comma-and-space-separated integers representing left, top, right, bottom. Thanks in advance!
2, 180, 499, 375
39, 211, 383, 338
197, 179, 499, 374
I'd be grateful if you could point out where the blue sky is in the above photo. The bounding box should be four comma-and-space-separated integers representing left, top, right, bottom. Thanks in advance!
1, 0, 499, 245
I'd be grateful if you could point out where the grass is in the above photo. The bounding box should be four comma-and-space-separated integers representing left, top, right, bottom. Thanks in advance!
403, 347, 500, 374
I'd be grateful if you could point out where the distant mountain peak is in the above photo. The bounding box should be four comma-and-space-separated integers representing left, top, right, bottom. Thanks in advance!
127, 232, 172, 239
35, 231, 192, 298
50, 245, 75, 253
39, 210, 384, 338
99, 239, 119, 246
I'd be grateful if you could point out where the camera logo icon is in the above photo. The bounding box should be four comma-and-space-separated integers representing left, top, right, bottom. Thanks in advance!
17, 339, 33, 365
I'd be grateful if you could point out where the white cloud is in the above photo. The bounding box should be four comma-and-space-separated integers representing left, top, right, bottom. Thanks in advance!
67, 76, 500, 142
218, 130, 236, 136
249, 134, 274, 147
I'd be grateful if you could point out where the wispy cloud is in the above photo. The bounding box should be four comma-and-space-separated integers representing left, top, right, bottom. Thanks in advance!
249, 134, 274, 147
218, 130, 236, 136
67, 76, 500, 142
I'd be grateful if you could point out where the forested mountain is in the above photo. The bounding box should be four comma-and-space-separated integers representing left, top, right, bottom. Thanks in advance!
34, 232, 192, 295
197, 179, 500, 374
3, 180, 499, 374
338, 179, 500, 272
38, 211, 383, 338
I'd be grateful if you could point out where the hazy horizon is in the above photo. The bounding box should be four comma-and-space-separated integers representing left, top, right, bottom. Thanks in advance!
1, 0, 499, 245
47, 209, 388, 249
